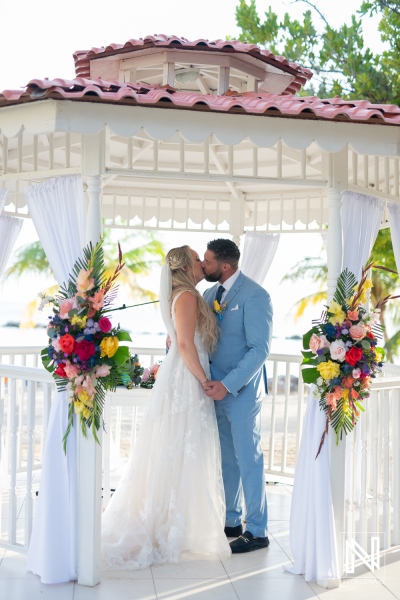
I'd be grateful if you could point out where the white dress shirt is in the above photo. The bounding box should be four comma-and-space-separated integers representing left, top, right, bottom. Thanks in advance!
217, 269, 240, 303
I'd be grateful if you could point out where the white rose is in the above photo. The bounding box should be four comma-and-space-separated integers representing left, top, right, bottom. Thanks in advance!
329, 339, 347, 362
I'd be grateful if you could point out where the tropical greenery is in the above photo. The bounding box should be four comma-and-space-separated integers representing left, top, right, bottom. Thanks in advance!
233, 0, 400, 102
4, 230, 165, 327
283, 228, 400, 361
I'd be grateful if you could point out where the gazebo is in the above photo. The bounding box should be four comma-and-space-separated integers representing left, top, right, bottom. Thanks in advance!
1, 34, 400, 588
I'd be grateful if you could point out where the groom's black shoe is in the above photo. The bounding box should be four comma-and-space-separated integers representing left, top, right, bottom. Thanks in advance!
230, 531, 269, 553
224, 524, 243, 538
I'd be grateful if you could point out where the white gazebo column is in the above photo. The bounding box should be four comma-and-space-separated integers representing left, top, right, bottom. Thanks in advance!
326, 150, 347, 583
77, 133, 105, 587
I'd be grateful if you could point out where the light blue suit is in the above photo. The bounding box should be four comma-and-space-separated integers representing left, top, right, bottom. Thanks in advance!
204, 272, 273, 537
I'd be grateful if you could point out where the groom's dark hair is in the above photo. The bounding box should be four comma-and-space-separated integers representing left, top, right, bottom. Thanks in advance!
207, 238, 240, 269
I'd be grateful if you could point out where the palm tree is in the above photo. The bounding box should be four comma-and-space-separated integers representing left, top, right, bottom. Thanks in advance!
4, 230, 165, 327
283, 228, 400, 362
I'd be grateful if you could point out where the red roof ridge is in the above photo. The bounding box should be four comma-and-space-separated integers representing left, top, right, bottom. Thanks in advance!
1, 77, 399, 126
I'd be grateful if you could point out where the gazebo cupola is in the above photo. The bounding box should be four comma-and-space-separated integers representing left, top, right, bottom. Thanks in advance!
73, 34, 312, 96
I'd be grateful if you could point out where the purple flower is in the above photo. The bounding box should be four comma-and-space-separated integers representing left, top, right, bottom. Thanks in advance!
342, 329, 349, 334
87, 318, 94, 327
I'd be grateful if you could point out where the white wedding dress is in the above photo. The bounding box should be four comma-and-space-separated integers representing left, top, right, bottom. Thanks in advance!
102, 287, 231, 569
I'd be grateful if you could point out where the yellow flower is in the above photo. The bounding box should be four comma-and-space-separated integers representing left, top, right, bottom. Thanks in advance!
342, 388, 349, 401
328, 300, 346, 325
375, 347, 385, 362
100, 336, 119, 358
77, 390, 91, 404
363, 280, 373, 290
71, 314, 87, 329
83, 407, 91, 419
317, 360, 341, 381
213, 300, 221, 312
74, 400, 84, 414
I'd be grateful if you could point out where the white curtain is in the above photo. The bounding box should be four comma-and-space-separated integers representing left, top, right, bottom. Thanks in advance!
387, 202, 400, 273
342, 191, 385, 280
285, 388, 339, 581
25, 175, 86, 584
240, 231, 280, 285
287, 190, 385, 582
0, 215, 23, 277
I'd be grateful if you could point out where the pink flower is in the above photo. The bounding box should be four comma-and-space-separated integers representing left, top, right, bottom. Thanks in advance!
329, 340, 347, 362
349, 323, 367, 340
52, 336, 62, 352
59, 297, 78, 320
142, 368, 150, 382
76, 269, 95, 294
64, 361, 80, 379
150, 363, 160, 375
98, 316, 112, 333
352, 368, 361, 379
94, 364, 111, 378
310, 334, 330, 354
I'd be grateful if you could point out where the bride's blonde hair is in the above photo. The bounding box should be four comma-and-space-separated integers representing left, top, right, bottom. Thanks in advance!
166, 245, 218, 352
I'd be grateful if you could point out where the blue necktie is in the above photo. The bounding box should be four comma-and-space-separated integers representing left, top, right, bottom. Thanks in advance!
215, 285, 225, 304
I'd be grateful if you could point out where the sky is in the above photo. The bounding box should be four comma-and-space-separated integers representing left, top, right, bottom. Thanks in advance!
0, 0, 389, 344
0, 0, 383, 90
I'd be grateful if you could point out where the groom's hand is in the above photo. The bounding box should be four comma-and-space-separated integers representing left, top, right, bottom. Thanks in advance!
203, 380, 228, 400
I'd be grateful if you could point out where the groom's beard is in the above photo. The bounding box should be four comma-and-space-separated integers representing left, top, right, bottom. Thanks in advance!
203, 269, 223, 283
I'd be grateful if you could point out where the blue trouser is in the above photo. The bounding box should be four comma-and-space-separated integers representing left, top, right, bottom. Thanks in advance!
215, 396, 267, 537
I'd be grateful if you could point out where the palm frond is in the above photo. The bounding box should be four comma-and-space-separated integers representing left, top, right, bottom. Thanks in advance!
333, 268, 357, 307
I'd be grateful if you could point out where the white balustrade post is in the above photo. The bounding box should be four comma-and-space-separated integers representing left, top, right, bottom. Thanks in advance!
78, 135, 104, 587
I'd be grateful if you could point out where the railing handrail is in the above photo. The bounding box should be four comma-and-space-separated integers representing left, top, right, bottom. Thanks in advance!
0, 364, 54, 383
0, 345, 304, 365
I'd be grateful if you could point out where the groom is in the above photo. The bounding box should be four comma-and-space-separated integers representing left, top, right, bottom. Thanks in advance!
202, 238, 273, 553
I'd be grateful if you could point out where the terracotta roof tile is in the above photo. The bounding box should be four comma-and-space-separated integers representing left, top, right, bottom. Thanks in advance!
1, 78, 400, 126
73, 34, 312, 95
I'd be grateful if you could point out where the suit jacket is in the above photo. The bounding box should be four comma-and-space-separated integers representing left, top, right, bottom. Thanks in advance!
203, 272, 273, 401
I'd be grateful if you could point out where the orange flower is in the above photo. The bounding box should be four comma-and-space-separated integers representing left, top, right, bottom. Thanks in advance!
342, 376, 355, 388
89, 289, 105, 311
347, 310, 359, 321
325, 393, 337, 410
59, 334, 75, 355
332, 386, 343, 400
350, 388, 360, 400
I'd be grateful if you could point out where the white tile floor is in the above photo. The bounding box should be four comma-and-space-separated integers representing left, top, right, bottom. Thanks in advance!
1, 483, 400, 600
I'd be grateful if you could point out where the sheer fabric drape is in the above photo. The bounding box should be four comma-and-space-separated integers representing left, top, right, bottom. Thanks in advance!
0, 214, 23, 277
26, 175, 86, 584
240, 231, 280, 285
287, 190, 385, 582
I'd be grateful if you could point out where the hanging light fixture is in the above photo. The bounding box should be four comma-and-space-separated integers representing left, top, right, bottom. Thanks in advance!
174, 68, 200, 84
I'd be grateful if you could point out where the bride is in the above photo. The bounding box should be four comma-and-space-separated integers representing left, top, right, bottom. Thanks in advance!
102, 245, 231, 568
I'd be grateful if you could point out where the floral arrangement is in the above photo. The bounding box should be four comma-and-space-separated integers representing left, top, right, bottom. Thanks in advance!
40, 241, 131, 451
139, 362, 161, 388
120, 353, 144, 388
213, 299, 231, 320
301, 264, 398, 456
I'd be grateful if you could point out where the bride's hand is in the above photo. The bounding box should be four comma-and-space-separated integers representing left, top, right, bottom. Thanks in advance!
201, 378, 213, 391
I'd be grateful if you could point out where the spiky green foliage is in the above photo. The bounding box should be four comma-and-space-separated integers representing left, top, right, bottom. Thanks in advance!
332, 269, 358, 308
